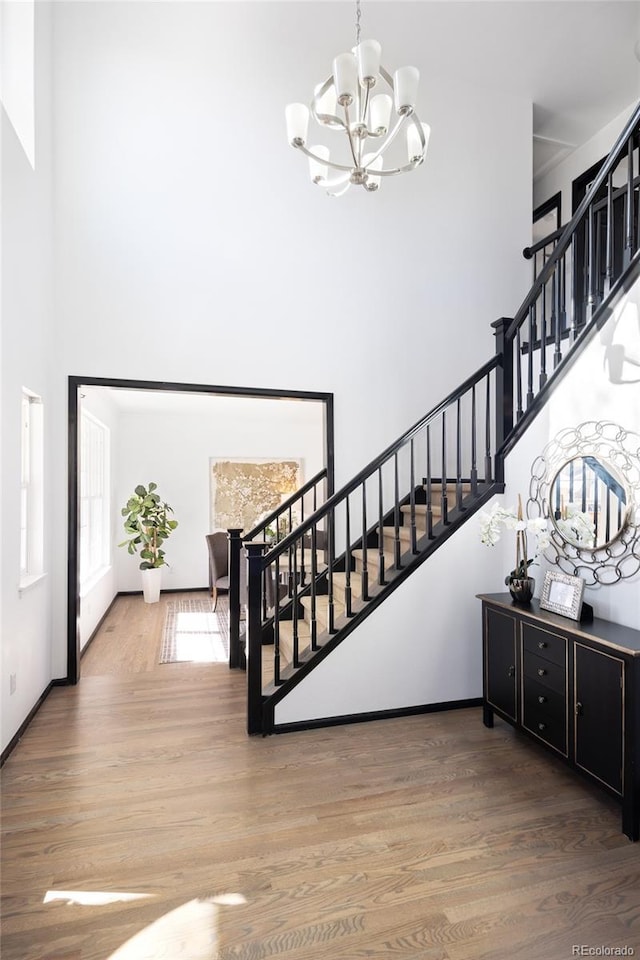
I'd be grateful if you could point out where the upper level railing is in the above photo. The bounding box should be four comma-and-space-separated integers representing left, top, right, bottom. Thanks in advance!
502, 102, 640, 440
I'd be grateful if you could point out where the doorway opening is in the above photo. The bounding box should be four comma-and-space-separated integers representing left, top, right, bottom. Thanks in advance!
67, 376, 334, 683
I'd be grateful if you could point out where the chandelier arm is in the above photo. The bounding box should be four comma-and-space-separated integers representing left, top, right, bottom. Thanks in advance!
294, 143, 358, 175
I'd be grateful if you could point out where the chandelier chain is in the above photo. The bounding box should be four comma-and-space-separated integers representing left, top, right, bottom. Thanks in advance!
355, 0, 362, 47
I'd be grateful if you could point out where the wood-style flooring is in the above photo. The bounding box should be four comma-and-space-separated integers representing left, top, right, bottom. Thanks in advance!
1, 591, 639, 960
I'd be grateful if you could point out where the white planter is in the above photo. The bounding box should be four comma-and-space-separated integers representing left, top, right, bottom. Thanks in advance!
141, 567, 162, 603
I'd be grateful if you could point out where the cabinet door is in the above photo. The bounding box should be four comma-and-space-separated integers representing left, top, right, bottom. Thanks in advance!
574, 643, 623, 795
485, 607, 517, 721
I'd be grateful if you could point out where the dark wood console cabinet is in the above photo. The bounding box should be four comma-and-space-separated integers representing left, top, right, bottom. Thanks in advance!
479, 593, 640, 841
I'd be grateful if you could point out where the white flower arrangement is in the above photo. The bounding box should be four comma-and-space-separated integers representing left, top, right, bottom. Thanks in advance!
479, 495, 552, 584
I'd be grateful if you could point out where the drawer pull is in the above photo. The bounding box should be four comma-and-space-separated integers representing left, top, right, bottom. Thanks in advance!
537, 668, 547, 677
538, 641, 547, 649
538, 722, 546, 731
538, 695, 547, 704
508, 666, 515, 678
575, 701, 583, 717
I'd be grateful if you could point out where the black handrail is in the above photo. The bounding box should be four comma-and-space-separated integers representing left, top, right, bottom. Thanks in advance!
523, 226, 563, 260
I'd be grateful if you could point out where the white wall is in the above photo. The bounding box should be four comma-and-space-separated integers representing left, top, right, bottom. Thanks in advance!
113, 395, 325, 592
1, 3, 54, 751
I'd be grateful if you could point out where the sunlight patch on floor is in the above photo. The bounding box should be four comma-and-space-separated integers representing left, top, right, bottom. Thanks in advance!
174, 610, 227, 663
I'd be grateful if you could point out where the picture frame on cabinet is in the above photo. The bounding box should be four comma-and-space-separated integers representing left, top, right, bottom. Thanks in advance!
540, 570, 585, 621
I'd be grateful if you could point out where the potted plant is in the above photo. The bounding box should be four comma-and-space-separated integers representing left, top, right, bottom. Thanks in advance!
118, 482, 178, 603
478, 494, 550, 604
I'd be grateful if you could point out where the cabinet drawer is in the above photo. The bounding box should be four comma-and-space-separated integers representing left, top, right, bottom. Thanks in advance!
523, 679, 567, 754
523, 650, 566, 696
522, 624, 566, 667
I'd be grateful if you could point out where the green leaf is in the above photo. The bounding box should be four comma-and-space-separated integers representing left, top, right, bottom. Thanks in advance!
134, 485, 147, 497
148, 482, 157, 492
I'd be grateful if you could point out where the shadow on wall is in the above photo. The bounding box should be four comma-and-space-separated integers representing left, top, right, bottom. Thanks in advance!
600, 295, 640, 384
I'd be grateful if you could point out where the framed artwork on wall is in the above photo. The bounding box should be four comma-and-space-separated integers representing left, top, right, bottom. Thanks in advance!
209, 457, 303, 534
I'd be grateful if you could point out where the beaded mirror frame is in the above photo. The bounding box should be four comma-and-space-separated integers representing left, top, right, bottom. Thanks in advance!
527, 422, 640, 586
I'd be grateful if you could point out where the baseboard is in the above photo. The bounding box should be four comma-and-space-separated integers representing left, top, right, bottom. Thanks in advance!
0, 680, 67, 767
270, 698, 483, 735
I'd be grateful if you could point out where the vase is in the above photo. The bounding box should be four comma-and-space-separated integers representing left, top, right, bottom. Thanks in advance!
141, 567, 162, 604
508, 575, 535, 604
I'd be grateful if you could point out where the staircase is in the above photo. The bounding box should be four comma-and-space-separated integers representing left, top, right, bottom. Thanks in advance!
229, 100, 640, 735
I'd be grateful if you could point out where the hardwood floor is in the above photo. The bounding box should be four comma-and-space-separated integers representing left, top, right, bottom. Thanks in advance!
2, 591, 639, 959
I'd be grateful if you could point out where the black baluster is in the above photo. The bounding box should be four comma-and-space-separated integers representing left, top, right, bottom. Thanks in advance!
426, 425, 434, 539
485, 373, 492, 482
456, 399, 463, 510
553, 260, 562, 369
345, 494, 352, 617
245, 541, 267, 735
605, 172, 614, 296
570, 234, 579, 343
310, 525, 318, 650
527, 304, 535, 407
470, 385, 478, 496
409, 438, 417, 553
441, 413, 449, 524
539, 292, 547, 387
393, 452, 402, 567
625, 137, 634, 267
273, 553, 281, 685
227, 528, 243, 670
327, 508, 336, 633
516, 327, 523, 420
586, 202, 596, 322
378, 466, 385, 584
361, 482, 369, 600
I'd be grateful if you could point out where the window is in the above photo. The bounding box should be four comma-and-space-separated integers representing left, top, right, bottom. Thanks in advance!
20, 388, 44, 584
80, 410, 111, 588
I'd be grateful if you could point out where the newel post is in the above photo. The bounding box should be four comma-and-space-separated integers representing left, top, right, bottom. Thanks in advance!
491, 316, 514, 483
227, 529, 243, 670
245, 541, 267, 735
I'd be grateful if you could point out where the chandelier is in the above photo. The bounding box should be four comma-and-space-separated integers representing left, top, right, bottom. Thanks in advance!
285, 0, 430, 197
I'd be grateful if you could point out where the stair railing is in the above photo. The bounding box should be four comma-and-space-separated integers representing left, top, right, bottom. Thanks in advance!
245, 356, 500, 733
227, 468, 328, 668
502, 101, 640, 446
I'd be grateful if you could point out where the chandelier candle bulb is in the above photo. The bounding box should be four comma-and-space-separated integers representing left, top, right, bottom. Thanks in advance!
285, 102, 309, 145
333, 52, 359, 105
394, 65, 419, 114
356, 39, 382, 85
369, 93, 392, 134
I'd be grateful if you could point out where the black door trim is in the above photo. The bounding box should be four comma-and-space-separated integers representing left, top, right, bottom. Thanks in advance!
67, 375, 335, 683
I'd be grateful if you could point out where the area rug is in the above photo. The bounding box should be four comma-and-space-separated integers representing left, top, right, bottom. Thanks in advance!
159, 596, 229, 664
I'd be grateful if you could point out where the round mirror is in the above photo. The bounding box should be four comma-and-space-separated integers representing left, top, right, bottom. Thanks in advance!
549, 455, 631, 550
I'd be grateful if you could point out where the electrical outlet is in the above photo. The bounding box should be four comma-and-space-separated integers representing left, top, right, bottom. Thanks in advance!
9, 674, 17, 695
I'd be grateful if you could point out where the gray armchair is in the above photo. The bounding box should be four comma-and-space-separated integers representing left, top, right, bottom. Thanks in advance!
206, 532, 229, 611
